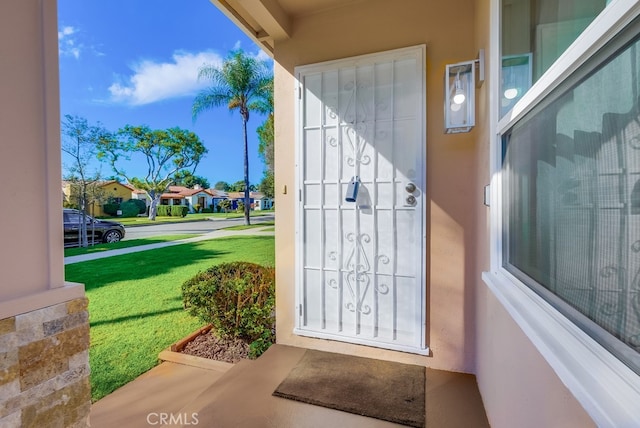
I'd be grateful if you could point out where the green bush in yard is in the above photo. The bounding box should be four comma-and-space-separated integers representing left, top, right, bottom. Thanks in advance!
182, 262, 275, 358
128, 198, 147, 215
119, 200, 140, 218
103, 203, 119, 216
171, 205, 188, 217
156, 205, 171, 216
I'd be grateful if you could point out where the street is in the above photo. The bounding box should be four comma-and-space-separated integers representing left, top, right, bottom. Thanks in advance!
123, 214, 275, 240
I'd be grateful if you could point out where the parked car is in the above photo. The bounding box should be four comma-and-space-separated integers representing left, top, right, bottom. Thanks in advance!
63, 209, 125, 247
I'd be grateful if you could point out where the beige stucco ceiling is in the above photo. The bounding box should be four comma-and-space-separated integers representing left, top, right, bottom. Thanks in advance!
276, 0, 363, 17
211, 0, 363, 55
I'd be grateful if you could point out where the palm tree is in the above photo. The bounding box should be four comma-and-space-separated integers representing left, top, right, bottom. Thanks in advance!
192, 49, 271, 225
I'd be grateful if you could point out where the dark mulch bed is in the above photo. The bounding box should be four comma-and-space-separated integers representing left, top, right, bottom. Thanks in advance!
180, 331, 249, 363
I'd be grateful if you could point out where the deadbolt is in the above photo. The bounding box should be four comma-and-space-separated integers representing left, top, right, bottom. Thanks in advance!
405, 182, 416, 193
406, 195, 416, 205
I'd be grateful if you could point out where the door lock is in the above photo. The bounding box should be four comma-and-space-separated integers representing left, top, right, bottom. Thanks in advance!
405, 182, 416, 193
406, 195, 416, 205
345, 176, 360, 202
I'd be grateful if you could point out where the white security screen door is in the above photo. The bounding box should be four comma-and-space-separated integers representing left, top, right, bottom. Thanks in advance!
295, 46, 427, 353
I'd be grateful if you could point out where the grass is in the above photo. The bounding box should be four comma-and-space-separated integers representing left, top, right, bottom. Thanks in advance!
64, 235, 194, 257
223, 221, 275, 231
65, 235, 275, 402
103, 210, 274, 226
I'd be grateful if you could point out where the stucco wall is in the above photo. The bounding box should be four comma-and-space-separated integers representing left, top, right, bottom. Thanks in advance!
475, 282, 595, 427
273, 0, 480, 372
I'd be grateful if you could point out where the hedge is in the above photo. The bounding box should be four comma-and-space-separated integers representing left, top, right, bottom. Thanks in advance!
171, 205, 188, 217
155, 205, 188, 217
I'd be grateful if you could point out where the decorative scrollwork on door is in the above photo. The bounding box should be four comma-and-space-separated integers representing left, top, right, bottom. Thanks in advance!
323, 232, 389, 314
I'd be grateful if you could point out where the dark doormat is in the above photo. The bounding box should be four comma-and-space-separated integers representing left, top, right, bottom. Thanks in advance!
272, 349, 425, 427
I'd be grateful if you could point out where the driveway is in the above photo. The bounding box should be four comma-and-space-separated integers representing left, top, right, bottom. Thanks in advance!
123, 214, 275, 240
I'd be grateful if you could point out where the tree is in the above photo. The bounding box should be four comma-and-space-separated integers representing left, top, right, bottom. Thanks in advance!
230, 180, 243, 191
229, 180, 256, 192
258, 170, 274, 199
193, 49, 272, 225
256, 78, 274, 173
61, 115, 112, 247
218, 199, 232, 217
257, 114, 274, 172
214, 181, 230, 191
98, 125, 207, 220
255, 78, 275, 201
173, 170, 210, 189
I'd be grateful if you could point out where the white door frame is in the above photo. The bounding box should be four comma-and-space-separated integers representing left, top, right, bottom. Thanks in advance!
293, 45, 428, 354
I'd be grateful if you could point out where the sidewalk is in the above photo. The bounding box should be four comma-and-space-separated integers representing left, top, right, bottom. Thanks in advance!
64, 227, 274, 265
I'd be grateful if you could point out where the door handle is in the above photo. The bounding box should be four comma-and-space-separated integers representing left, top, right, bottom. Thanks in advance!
405, 182, 416, 193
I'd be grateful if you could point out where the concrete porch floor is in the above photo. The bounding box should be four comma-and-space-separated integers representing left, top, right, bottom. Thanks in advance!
89, 344, 489, 427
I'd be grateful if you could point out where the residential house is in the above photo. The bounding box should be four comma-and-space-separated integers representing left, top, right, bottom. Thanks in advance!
3, 1, 640, 427
208, 188, 229, 211
226, 191, 271, 210
159, 185, 215, 212
253, 192, 273, 210
212, 0, 640, 426
62, 180, 147, 217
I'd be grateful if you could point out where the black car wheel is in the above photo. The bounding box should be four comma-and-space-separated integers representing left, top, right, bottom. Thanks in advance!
103, 230, 122, 243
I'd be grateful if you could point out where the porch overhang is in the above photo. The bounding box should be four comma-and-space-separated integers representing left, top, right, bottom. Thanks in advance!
209, 0, 363, 56
210, 0, 291, 56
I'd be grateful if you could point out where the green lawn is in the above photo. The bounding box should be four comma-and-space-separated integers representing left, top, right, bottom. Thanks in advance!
64, 235, 194, 257
65, 235, 275, 402
223, 221, 275, 231
103, 209, 274, 226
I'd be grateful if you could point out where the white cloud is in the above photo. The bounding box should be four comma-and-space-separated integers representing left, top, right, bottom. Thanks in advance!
231, 40, 270, 62
255, 49, 272, 63
58, 26, 82, 59
59, 26, 75, 38
108, 51, 223, 106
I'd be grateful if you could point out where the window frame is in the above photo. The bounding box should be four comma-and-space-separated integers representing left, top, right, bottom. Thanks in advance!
485, 0, 640, 425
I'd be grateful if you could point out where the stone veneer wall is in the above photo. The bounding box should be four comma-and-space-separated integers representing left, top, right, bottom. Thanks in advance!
0, 298, 91, 427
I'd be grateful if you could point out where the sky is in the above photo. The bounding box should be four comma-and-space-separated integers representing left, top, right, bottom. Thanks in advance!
57, 0, 272, 187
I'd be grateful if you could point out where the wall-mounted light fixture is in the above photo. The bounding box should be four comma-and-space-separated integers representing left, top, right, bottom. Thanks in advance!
444, 50, 485, 134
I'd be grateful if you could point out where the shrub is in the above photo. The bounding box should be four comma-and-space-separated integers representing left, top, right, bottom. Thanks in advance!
202, 207, 213, 213
182, 262, 275, 358
119, 200, 140, 218
193, 204, 201, 213
128, 198, 147, 215
156, 205, 171, 216
63, 201, 79, 209
171, 205, 188, 217
103, 203, 119, 216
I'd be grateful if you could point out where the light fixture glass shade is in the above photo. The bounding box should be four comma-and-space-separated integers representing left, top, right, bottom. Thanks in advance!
445, 61, 475, 133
